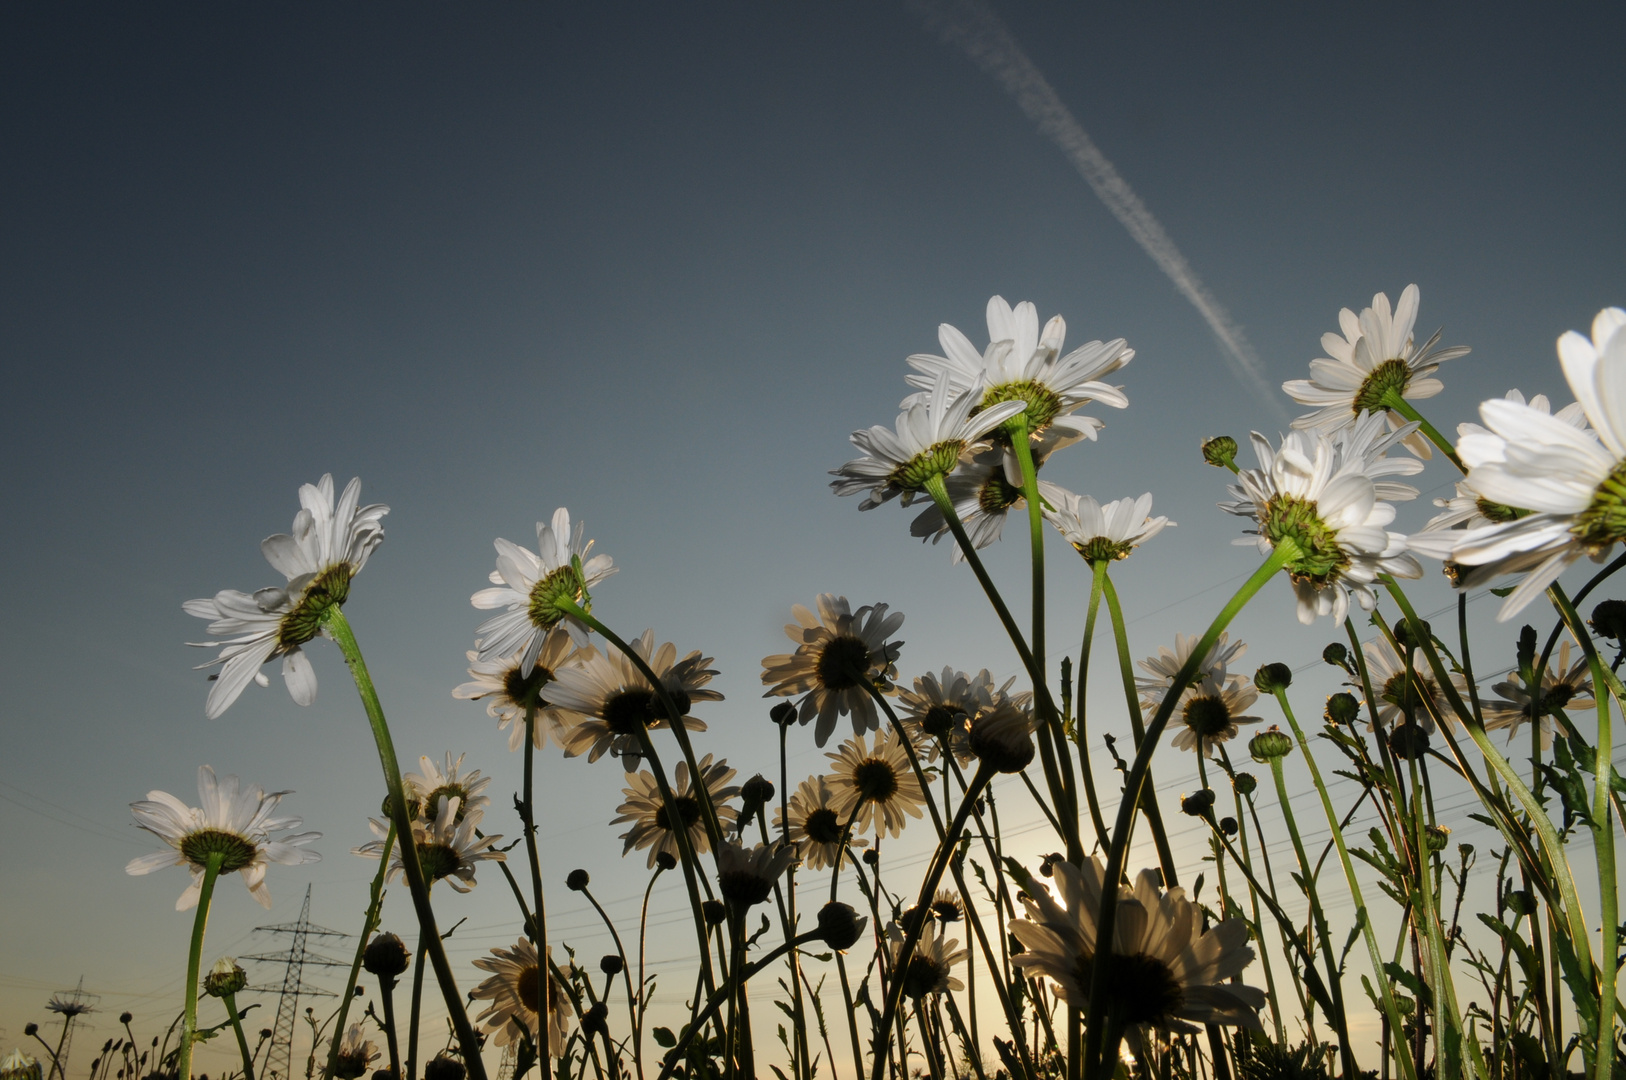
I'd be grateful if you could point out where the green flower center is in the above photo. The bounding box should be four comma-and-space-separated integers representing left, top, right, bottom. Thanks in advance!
1532, 682, 1575, 715
886, 440, 965, 493
1474, 497, 1519, 524
179, 829, 260, 874
977, 474, 1023, 515
527, 564, 587, 630
658, 795, 703, 833
1181, 695, 1234, 738
424, 784, 471, 823
1073, 951, 1184, 1026
1074, 536, 1132, 563
1571, 457, 1626, 551
901, 955, 948, 1000
1352, 357, 1412, 415
804, 807, 843, 845
852, 759, 900, 803
417, 843, 462, 883
816, 635, 873, 691
277, 564, 352, 650
1262, 494, 1349, 586
503, 664, 555, 713
603, 689, 655, 735
978, 380, 1061, 435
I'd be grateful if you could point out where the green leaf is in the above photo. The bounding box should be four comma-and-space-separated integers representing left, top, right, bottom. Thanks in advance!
653, 1027, 676, 1049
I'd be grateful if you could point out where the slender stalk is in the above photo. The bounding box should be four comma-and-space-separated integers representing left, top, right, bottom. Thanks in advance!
407, 936, 427, 1080
324, 823, 396, 1080
223, 993, 255, 1080
177, 852, 224, 1080
377, 978, 402, 1080
1380, 391, 1465, 472
1074, 559, 1112, 850
325, 610, 485, 1079
778, 719, 812, 1080
523, 709, 549, 977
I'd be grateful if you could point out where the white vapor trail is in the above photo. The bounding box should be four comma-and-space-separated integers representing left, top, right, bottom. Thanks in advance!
912, 0, 1289, 421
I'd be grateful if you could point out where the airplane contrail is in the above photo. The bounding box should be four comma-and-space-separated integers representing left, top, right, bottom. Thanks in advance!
911, 0, 1290, 422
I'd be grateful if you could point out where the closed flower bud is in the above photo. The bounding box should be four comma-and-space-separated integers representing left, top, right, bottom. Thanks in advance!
967, 701, 1037, 773
1591, 599, 1626, 642
1322, 642, 1348, 667
582, 1002, 609, 1038
1249, 727, 1294, 762
119, 1014, 133, 1026
1220, 816, 1238, 836
1180, 789, 1216, 818
1505, 889, 1537, 917
362, 933, 410, 979
654, 851, 677, 872
25, 1025, 39, 1038
566, 869, 590, 891
1253, 663, 1293, 693
1388, 722, 1430, 760
1394, 619, 1431, 653
740, 774, 775, 814
203, 958, 247, 999
600, 954, 623, 976
423, 1057, 465, 1080
769, 701, 798, 726
862, 849, 879, 866
817, 902, 866, 951
1324, 692, 1359, 725
1424, 825, 1451, 853
702, 900, 727, 926
1232, 771, 1257, 796
1202, 435, 1238, 469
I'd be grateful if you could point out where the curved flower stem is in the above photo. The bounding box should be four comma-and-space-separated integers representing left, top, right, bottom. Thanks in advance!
222, 993, 255, 1080
177, 851, 224, 1080
1266, 685, 1414, 1080
1223, 782, 1287, 1043
1081, 542, 1295, 1079
1073, 559, 1112, 851
1101, 573, 1179, 884
523, 709, 550, 979
324, 610, 485, 1080
868, 766, 993, 1080
776, 720, 811, 1080
1380, 390, 1465, 472
829, 812, 861, 903
322, 822, 395, 1080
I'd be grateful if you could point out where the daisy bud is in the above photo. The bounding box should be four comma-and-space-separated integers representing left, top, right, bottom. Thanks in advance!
566, 869, 590, 891
1425, 825, 1451, 853
899, 905, 929, 936
203, 958, 247, 999
423, 1056, 466, 1080
362, 933, 410, 979
1, 1051, 43, 1080
769, 702, 797, 726
1038, 853, 1064, 877
1325, 693, 1360, 725
1220, 816, 1238, 836
1201, 435, 1237, 469
582, 1002, 609, 1038
1388, 722, 1430, 760
599, 954, 623, 976
816, 902, 866, 951
1249, 727, 1294, 762
1180, 790, 1216, 818
967, 701, 1037, 773
1393, 619, 1431, 653
654, 851, 677, 872
1505, 889, 1536, 917
739, 774, 775, 819
260, 1030, 273, 1040
702, 900, 727, 926
1253, 663, 1293, 693
24, 1026, 38, 1038
862, 849, 880, 866
1322, 642, 1348, 667
1590, 600, 1626, 643
1232, 771, 1257, 796
119, 1014, 133, 1025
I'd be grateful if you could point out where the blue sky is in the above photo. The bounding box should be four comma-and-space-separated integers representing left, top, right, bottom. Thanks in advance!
3, 2, 1623, 1073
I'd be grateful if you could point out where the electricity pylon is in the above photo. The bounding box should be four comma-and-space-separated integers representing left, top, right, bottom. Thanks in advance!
43, 977, 98, 1080
241, 886, 349, 1080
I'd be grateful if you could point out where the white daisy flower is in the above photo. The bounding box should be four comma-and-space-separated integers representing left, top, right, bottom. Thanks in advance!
1010, 856, 1265, 1035
716, 839, 796, 908
776, 775, 866, 871
184, 475, 388, 720
331, 1025, 378, 1080
1219, 427, 1422, 625
1480, 641, 1594, 749
965, 694, 1038, 774
126, 765, 321, 910
403, 752, 492, 823
907, 444, 1074, 564
903, 295, 1132, 446
1045, 489, 1173, 563
1165, 675, 1262, 755
1356, 638, 1455, 733
1428, 308, 1626, 620
471, 508, 616, 675
895, 666, 996, 764
452, 630, 592, 752
611, 754, 739, 869
1423, 392, 1591, 533
354, 797, 504, 894
471, 939, 570, 1056
761, 595, 904, 746
549, 630, 722, 769
1283, 284, 1470, 457
888, 919, 966, 999
824, 730, 927, 839
1135, 632, 1248, 714
830, 371, 1025, 510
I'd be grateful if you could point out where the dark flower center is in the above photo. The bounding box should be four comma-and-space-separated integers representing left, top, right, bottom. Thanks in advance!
1181, 695, 1233, 738
852, 759, 901, 803
424, 784, 471, 823
921, 704, 965, 739
603, 689, 656, 734
1074, 951, 1184, 1026
816, 635, 873, 692
659, 795, 703, 833
804, 807, 844, 845
516, 964, 542, 1014
931, 898, 962, 923
179, 829, 260, 874
417, 843, 462, 883
901, 955, 948, 1000
503, 664, 555, 713
1352, 357, 1413, 415
277, 565, 352, 649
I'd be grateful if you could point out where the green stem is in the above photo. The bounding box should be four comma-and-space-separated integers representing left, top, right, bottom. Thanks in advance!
324, 609, 486, 1080
222, 993, 255, 1080
1381, 391, 1465, 472
1074, 559, 1111, 851
324, 823, 395, 1080
1101, 573, 1179, 885
177, 851, 224, 1080
1081, 542, 1296, 1078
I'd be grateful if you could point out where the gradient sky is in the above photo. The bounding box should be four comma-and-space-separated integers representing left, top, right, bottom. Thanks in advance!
4, 2, 1624, 1075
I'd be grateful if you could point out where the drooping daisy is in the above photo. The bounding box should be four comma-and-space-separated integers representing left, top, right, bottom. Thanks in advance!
824, 730, 926, 839
717, 840, 796, 908
1166, 675, 1262, 755
549, 631, 722, 769
453, 628, 591, 751
907, 444, 1075, 563
830, 371, 1026, 510
403, 753, 492, 823
330, 1025, 378, 1080
471, 508, 616, 674
1481, 641, 1594, 749
761, 595, 904, 746
777, 775, 867, 871
895, 667, 995, 763
126, 766, 321, 910
184, 474, 388, 719
889, 920, 966, 999
1431, 308, 1626, 620
903, 295, 1132, 446
1356, 638, 1455, 733
1010, 856, 1265, 1035
611, 754, 739, 869
355, 797, 504, 893
966, 695, 1038, 774
1219, 428, 1422, 625
1136, 633, 1248, 714
1046, 490, 1173, 564
471, 939, 571, 1057
1283, 284, 1470, 457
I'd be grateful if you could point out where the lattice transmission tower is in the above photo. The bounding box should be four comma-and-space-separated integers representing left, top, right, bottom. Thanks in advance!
43, 976, 98, 1080
241, 885, 349, 1080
